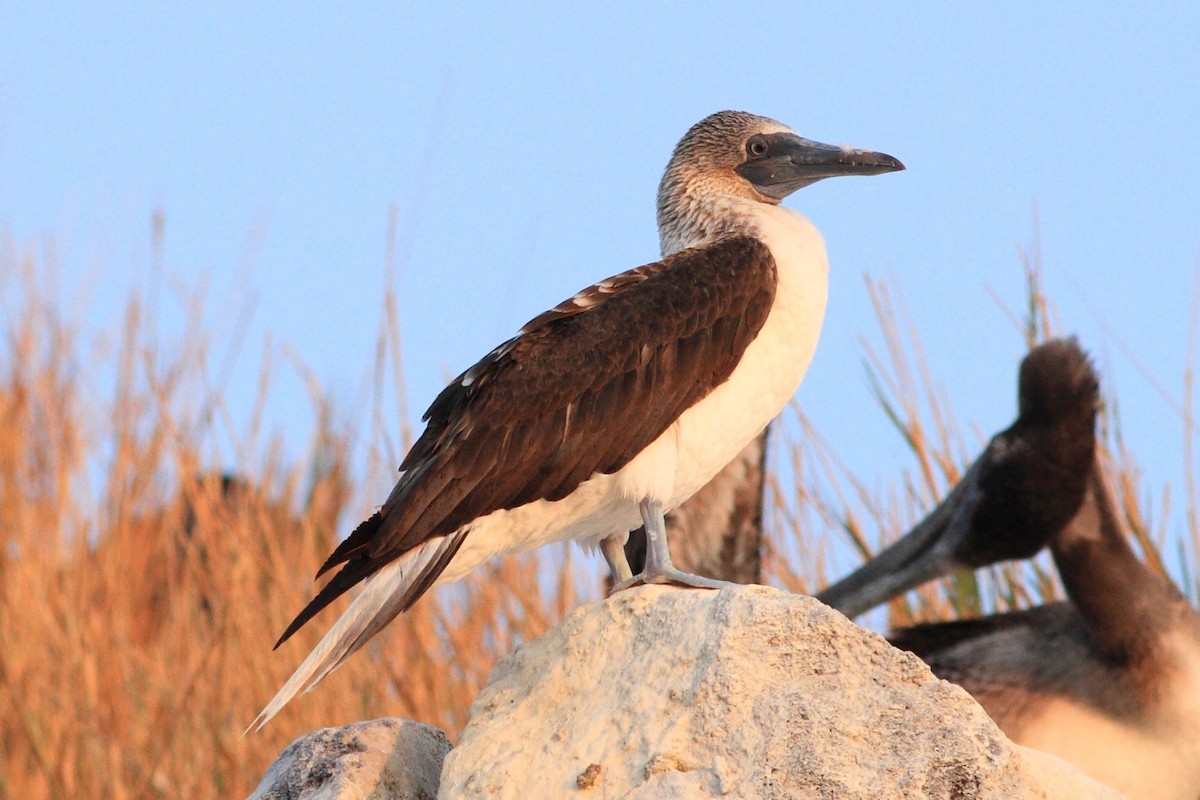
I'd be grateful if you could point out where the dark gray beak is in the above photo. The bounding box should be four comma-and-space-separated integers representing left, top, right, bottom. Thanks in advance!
816, 457, 985, 619
736, 133, 904, 201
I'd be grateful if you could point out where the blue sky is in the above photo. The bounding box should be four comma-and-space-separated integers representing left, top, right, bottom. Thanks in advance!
2, 4, 1199, 576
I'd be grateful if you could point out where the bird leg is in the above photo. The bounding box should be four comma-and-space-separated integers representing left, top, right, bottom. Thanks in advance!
611, 499, 734, 592
600, 533, 633, 583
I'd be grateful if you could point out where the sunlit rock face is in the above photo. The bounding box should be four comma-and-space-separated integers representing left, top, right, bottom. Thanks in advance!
439, 585, 1123, 799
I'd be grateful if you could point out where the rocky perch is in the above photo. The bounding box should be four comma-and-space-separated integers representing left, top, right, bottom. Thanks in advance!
253, 585, 1125, 799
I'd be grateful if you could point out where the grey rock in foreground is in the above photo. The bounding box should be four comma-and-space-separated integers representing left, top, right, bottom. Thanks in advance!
249, 717, 450, 800
440, 585, 1125, 799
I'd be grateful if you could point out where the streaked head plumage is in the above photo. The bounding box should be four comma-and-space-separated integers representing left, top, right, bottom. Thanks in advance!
656, 110, 902, 254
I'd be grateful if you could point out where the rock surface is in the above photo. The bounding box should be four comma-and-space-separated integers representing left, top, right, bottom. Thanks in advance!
440, 585, 1125, 799
249, 717, 450, 800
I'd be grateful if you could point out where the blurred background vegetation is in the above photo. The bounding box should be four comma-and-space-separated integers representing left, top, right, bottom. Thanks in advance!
1, 220, 1195, 798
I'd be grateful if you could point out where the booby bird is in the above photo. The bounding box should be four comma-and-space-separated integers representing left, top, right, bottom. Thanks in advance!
252, 111, 902, 729
819, 339, 1200, 800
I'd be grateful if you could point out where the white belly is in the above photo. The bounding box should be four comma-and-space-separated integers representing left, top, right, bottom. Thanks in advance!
443, 205, 828, 583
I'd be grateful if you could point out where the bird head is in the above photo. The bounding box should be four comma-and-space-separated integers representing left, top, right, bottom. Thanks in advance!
656, 110, 903, 254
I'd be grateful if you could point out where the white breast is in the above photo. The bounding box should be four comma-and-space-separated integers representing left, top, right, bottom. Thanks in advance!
618, 203, 828, 506
441, 204, 828, 582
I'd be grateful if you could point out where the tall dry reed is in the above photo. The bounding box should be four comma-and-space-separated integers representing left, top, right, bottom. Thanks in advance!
0, 234, 582, 798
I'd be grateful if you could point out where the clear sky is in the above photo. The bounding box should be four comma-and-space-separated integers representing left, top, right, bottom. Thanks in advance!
3, 4, 1199, 575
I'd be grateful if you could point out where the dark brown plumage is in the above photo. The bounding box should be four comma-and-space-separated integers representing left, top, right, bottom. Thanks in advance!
952, 338, 1099, 567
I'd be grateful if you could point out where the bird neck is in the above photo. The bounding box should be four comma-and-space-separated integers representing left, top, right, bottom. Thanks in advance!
1050, 467, 1189, 667
658, 194, 765, 256
656, 173, 771, 257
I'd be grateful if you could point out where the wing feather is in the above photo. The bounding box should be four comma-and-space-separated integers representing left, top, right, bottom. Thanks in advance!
280, 236, 776, 643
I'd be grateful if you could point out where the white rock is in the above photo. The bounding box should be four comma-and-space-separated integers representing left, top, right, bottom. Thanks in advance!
440, 585, 1125, 799
250, 717, 450, 800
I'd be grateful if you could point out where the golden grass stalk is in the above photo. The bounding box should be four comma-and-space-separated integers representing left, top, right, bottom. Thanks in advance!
0, 234, 581, 798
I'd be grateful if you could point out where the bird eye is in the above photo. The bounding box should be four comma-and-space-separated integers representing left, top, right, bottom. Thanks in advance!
746, 136, 769, 158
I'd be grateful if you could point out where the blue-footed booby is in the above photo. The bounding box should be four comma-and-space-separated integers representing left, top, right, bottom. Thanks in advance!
253, 111, 902, 730
820, 339, 1200, 800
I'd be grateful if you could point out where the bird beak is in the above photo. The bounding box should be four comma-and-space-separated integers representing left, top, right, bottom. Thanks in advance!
816, 456, 986, 619
736, 133, 904, 201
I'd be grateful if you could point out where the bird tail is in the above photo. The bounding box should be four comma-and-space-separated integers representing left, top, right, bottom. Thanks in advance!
247, 531, 464, 733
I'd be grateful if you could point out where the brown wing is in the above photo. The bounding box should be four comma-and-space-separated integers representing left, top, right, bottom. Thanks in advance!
887, 608, 1050, 660
276, 236, 776, 645
888, 602, 1148, 722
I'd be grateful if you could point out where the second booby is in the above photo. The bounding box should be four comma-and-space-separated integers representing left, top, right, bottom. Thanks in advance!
819, 339, 1099, 619
253, 111, 902, 729
820, 339, 1200, 800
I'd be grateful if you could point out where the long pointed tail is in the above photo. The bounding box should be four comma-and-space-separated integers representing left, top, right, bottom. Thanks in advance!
248, 532, 463, 733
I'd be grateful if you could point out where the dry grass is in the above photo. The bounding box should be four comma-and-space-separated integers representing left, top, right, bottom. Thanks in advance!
1, 220, 1195, 798
0, 236, 584, 798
